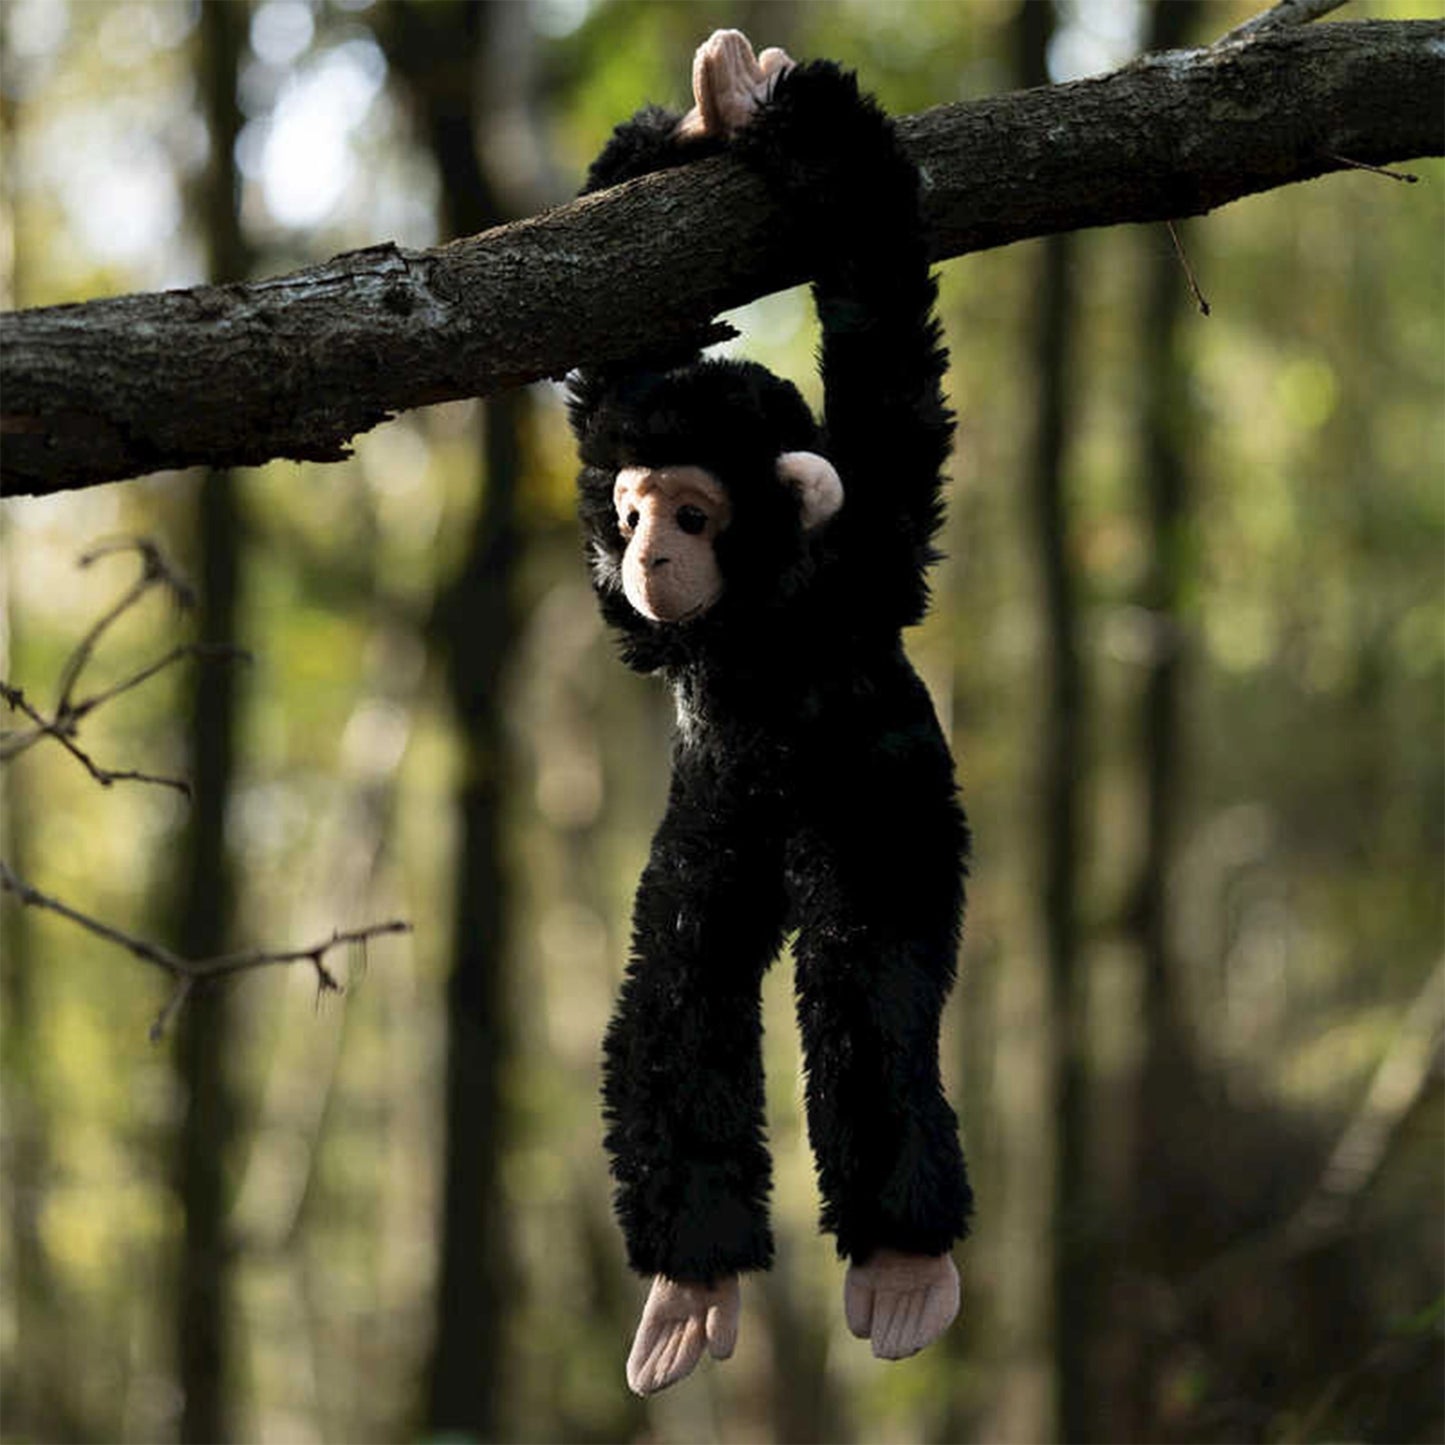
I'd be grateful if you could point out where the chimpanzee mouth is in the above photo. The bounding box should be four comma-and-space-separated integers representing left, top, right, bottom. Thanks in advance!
661, 603, 706, 626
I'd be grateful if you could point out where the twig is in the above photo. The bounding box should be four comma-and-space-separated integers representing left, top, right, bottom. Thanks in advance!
180, 923, 413, 985
0, 858, 188, 970
55, 538, 192, 714
1, 680, 194, 796
1327, 153, 1419, 183
150, 978, 196, 1043
1165, 220, 1211, 316
66, 642, 251, 724
0, 859, 411, 1041
0, 682, 51, 759
1219, 0, 1349, 43
1282, 955, 1445, 1247
2, 537, 409, 1038
52, 571, 152, 714
0, 539, 244, 797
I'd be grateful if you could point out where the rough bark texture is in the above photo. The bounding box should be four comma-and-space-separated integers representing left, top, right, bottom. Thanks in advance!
1, 20, 1440, 497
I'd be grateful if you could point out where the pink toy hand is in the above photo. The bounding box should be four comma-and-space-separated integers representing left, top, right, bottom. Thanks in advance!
676, 29, 795, 140
625, 1273, 741, 1396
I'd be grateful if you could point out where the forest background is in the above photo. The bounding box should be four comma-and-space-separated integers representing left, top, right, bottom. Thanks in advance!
1, 1, 1440, 1442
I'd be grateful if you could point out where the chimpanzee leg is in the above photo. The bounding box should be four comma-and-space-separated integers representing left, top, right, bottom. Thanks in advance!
789, 714, 973, 1273
602, 764, 789, 1285
792, 893, 971, 1265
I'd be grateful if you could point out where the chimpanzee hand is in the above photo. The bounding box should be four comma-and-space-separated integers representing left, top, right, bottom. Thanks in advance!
676, 29, 794, 140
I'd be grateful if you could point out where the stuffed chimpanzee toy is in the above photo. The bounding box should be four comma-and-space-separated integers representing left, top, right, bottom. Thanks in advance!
569, 31, 972, 1395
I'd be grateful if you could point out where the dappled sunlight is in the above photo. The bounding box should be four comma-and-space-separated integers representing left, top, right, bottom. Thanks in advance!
240, 35, 386, 229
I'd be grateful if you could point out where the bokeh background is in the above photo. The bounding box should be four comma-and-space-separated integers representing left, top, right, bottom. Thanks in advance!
1, 2, 1441, 1442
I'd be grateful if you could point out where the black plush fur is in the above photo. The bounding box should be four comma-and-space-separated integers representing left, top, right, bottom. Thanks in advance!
572, 61, 972, 1283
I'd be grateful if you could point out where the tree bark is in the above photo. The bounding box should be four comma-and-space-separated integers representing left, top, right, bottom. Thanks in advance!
170, 4, 249, 1442
0, 19, 1440, 497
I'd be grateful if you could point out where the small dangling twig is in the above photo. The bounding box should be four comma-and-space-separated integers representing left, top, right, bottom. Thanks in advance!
1328, 153, 1419, 184
1218, 0, 1349, 43
1165, 220, 1211, 317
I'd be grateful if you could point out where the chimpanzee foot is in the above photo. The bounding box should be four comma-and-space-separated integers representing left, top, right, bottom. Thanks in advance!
625, 1273, 741, 1395
844, 1250, 960, 1360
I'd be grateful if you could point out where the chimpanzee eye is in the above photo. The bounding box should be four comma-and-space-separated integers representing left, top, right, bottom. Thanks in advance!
676, 505, 707, 536
622, 508, 640, 533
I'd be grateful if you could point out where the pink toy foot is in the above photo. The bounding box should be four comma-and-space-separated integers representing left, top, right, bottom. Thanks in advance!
844, 1249, 960, 1360
626, 1273, 741, 1395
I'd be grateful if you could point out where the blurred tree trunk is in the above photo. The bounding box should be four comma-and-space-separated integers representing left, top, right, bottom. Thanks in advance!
1014, 4, 1095, 1440
759, 1270, 840, 1445
379, 4, 525, 1436
0, 72, 83, 1445
1132, 0, 1201, 1063
168, 4, 250, 1442
1, 658, 83, 1444
1119, 2, 1207, 1436
428, 385, 520, 1439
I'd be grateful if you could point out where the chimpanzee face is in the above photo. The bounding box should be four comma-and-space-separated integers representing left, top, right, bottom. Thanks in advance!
570, 357, 845, 629
613, 465, 733, 623
608, 453, 843, 624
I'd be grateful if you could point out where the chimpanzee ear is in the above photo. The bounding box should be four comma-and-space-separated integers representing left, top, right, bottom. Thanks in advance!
777, 450, 843, 532
565, 368, 605, 440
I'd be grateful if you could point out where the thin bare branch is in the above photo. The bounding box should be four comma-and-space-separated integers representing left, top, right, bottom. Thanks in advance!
52, 571, 154, 715
0, 539, 244, 797
1165, 221, 1211, 316
68, 757, 192, 795
1176, 957, 1445, 1310
1219, 0, 1349, 43
0, 860, 412, 1041
1327, 153, 1420, 183
78, 536, 195, 602
55, 538, 194, 713
183, 921, 413, 985
1283, 956, 1445, 1247
1, 537, 410, 1038
1, 679, 191, 791
66, 642, 251, 724
149, 979, 195, 1044
1, 859, 189, 973
0, 683, 54, 760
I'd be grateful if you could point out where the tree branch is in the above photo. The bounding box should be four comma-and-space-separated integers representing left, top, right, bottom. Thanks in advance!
1, 20, 1440, 497
1174, 956, 1445, 1311
0, 538, 246, 795
0, 537, 411, 1038
55, 538, 192, 713
0, 860, 411, 1040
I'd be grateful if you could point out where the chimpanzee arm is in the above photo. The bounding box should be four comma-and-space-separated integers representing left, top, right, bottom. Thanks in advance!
581, 105, 724, 196
569, 105, 731, 443
732, 63, 954, 627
